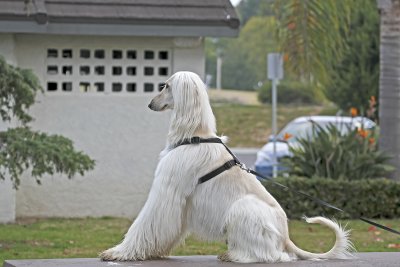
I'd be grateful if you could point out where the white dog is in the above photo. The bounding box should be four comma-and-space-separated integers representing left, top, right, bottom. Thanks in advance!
100, 71, 353, 263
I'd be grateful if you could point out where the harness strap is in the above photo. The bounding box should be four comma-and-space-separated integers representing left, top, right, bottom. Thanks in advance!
174, 136, 224, 147
174, 137, 239, 184
198, 160, 237, 184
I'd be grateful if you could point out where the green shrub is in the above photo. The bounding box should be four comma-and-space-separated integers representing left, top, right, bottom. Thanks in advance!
257, 81, 320, 104
264, 177, 400, 219
324, 0, 379, 114
284, 123, 394, 180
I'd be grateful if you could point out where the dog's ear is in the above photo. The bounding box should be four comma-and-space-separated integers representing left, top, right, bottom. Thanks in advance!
168, 71, 216, 141
170, 73, 201, 114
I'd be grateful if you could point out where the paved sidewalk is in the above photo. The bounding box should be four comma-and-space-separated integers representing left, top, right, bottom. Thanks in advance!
4, 253, 400, 267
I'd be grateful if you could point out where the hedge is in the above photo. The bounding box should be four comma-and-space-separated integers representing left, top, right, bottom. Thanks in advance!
263, 177, 400, 219
257, 81, 320, 105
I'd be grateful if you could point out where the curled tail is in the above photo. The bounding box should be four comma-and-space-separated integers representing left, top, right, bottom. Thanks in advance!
286, 217, 354, 260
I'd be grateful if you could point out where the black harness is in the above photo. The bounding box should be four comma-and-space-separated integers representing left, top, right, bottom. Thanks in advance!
173, 136, 248, 184
172, 136, 400, 236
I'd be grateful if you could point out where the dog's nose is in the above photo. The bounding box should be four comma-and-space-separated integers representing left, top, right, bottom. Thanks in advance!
148, 101, 153, 110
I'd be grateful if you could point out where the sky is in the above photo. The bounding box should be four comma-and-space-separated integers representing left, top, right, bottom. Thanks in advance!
230, 0, 241, 6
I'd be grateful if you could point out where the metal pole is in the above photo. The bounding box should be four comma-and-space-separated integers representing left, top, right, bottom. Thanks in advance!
216, 56, 222, 90
272, 79, 277, 178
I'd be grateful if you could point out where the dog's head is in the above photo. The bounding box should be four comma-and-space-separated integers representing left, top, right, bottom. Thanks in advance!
148, 71, 205, 112
148, 71, 216, 142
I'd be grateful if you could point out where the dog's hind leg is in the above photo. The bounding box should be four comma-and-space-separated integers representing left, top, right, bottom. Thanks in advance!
221, 195, 294, 263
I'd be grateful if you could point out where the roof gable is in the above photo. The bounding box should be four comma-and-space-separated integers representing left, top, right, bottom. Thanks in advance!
0, 0, 239, 36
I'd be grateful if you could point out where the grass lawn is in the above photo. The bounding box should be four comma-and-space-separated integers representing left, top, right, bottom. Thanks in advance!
1, 217, 399, 263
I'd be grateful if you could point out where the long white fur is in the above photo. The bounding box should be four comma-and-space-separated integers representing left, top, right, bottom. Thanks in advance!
100, 71, 354, 263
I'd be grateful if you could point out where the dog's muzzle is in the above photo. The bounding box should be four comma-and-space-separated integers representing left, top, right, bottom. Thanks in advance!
148, 101, 155, 110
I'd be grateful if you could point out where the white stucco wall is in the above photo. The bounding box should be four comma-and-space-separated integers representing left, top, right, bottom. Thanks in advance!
17, 94, 170, 218
0, 34, 17, 223
0, 33, 17, 65
0, 179, 15, 223
0, 34, 205, 220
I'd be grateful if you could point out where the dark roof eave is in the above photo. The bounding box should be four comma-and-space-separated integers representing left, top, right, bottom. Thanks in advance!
0, 20, 239, 37
0, 15, 239, 29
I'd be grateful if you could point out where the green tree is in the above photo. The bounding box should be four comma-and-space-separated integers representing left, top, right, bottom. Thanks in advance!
206, 16, 278, 90
324, 0, 379, 115
0, 56, 95, 188
236, 0, 275, 25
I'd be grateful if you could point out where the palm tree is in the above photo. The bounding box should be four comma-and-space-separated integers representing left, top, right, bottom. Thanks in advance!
377, 0, 400, 181
274, 0, 351, 84
275, 0, 400, 181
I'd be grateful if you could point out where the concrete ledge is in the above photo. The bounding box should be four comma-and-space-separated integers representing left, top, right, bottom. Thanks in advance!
4, 253, 400, 267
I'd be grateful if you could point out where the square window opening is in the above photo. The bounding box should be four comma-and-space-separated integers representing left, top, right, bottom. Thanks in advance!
127, 83, 136, 92
158, 67, 168, 76
80, 66, 90, 75
62, 49, 73, 58
47, 49, 58, 58
127, 50, 137, 59
47, 82, 58, 91
95, 82, 105, 92
80, 49, 90, 58
144, 67, 154, 76
112, 66, 123, 76
159, 51, 168, 60
62, 82, 72, 92
95, 66, 105, 75
80, 82, 91, 92
47, 66, 58, 75
144, 50, 154, 60
144, 83, 154, 92
94, 49, 105, 59
62, 66, 73, 75
113, 50, 123, 59
112, 83, 123, 92
127, 67, 136, 76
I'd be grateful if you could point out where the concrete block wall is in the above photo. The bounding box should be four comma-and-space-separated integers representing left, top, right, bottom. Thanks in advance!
0, 33, 205, 221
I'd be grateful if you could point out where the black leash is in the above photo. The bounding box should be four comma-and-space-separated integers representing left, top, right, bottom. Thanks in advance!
173, 136, 400, 236
249, 170, 400, 236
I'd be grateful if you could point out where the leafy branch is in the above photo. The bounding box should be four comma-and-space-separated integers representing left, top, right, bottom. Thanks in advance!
0, 56, 95, 188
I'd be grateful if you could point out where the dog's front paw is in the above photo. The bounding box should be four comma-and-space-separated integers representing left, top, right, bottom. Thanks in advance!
218, 252, 232, 262
100, 247, 128, 261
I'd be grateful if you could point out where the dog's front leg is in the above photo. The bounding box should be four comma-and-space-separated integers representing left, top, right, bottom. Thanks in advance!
100, 174, 189, 261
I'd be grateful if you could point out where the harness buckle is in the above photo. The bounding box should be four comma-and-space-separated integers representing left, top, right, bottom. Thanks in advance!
236, 162, 251, 173
191, 136, 201, 144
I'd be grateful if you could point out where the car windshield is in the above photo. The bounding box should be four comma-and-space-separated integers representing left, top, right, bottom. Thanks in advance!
276, 120, 353, 143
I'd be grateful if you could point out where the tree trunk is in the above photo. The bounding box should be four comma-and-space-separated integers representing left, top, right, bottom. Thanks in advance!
377, 0, 400, 181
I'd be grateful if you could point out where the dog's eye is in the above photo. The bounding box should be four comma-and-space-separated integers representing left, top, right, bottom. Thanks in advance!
159, 83, 167, 91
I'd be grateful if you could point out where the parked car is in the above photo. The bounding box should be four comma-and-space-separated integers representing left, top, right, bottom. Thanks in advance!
254, 116, 376, 178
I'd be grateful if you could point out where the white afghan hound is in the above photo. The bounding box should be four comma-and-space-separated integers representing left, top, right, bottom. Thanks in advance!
100, 71, 353, 263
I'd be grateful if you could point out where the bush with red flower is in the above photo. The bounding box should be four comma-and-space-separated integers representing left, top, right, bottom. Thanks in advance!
284, 121, 394, 180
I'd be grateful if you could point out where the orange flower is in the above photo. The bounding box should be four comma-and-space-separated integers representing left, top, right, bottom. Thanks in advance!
370, 96, 377, 106
369, 137, 375, 145
287, 22, 296, 30
350, 107, 358, 117
283, 53, 289, 62
358, 128, 369, 138
283, 132, 293, 141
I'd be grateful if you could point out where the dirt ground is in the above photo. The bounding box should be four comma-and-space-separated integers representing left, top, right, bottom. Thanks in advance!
208, 89, 260, 106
